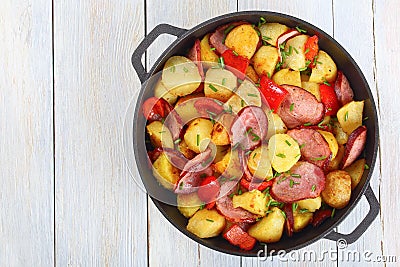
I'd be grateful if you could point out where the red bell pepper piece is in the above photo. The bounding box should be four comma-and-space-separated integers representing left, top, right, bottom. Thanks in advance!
283, 204, 295, 237
319, 84, 340, 116
240, 178, 272, 192
197, 176, 220, 203
305, 35, 319, 67
312, 209, 332, 227
206, 201, 216, 210
258, 75, 289, 112
142, 97, 172, 122
221, 49, 249, 80
223, 224, 256, 251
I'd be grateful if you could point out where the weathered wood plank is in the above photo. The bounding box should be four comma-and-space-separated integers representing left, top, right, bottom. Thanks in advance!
333, 1, 384, 266
145, 1, 239, 266
374, 0, 400, 263
54, 1, 148, 266
238, 1, 335, 266
0, 0, 54, 266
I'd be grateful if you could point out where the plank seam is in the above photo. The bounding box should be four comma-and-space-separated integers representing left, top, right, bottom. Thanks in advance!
52, 0, 56, 266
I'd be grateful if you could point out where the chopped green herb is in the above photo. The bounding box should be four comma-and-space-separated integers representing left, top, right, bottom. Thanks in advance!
245, 150, 252, 156
229, 193, 235, 198
291, 173, 301, 178
179, 182, 184, 190
174, 138, 181, 144
248, 93, 258, 97
281, 210, 287, 219
238, 189, 242, 195
219, 177, 227, 183
364, 116, 369, 121
196, 134, 200, 146
304, 48, 310, 54
202, 157, 213, 167
344, 111, 349, 122
263, 187, 270, 196
232, 142, 240, 151
253, 152, 257, 159
207, 110, 217, 117
252, 133, 260, 142
209, 84, 218, 92
224, 104, 233, 114
288, 46, 293, 55
289, 179, 300, 188
318, 121, 325, 128
218, 57, 225, 68
316, 61, 323, 65
279, 43, 285, 50
267, 72, 271, 78
277, 176, 287, 184
285, 140, 292, 146
323, 80, 331, 86
255, 83, 260, 87
213, 99, 223, 106
303, 122, 312, 126
158, 131, 166, 134
258, 16, 267, 27
276, 153, 286, 158
210, 47, 216, 51
256, 217, 262, 221
183, 67, 188, 73
262, 35, 272, 41
311, 184, 316, 192
298, 66, 308, 72
238, 78, 243, 84
295, 26, 307, 33
200, 203, 205, 210
206, 218, 214, 223
222, 78, 227, 85
292, 203, 298, 212
290, 103, 294, 112
312, 156, 327, 161
224, 25, 236, 35
331, 208, 336, 218
229, 176, 237, 181
170, 65, 176, 72
364, 164, 370, 170
232, 50, 238, 56
294, 154, 301, 159
161, 118, 165, 124
241, 99, 245, 107
299, 143, 306, 149
299, 208, 309, 214
293, 47, 299, 54
265, 210, 272, 215
273, 172, 281, 178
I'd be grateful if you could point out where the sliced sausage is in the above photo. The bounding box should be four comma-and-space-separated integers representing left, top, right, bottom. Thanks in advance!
193, 97, 225, 118
334, 71, 354, 106
182, 147, 213, 173
341, 126, 367, 169
270, 161, 325, 203
187, 39, 204, 80
287, 128, 331, 169
164, 109, 183, 140
216, 181, 259, 223
277, 85, 325, 129
230, 106, 268, 150
174, 167, 213, 194
162, 147, 189, 170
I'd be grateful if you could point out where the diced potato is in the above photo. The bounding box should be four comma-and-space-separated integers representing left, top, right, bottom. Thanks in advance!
327, 144, 345, 171
320, 115, 331, 125
175, 92, 204, 106
318, 130, 339, 159
200, 33, 219, 68
146, 121, 174, 149
337, 100, 364, 135
211, 121, 230, 146
174, 93, 204, 124
253, 46, 279, 77
301, 81, 321, 101
284, 35, 309, 70
152, 152, 180, 190
268, 134, 301, 173
296, 197, 322, 212
233, 190, 268, 216
154, 78, 178, 105
265, 110, 288, 140
187, 209, 226, 238
293, 211, 313, 232
177, 193, 203, 218
344, 158, 366, 190
272, 69, 301, 87
245, 65, 259, 83
309, 51, 337, 83
333, 121, 349, 145
214, 149, 242, 178
224, 79, 262, 114
259, 23, 289, 47
322, 170, 352, 209
225, 24, 259, 59
178, 139, 196, 159
248, 207, 285, 243
162, 56, 201, 96
184, 118, 213, 153
213, 145, 230, 163
247, 145, 273, 180
204, 68, 237, 102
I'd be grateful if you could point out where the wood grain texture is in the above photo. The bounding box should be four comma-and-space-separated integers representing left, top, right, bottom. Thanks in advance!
0, 0, 54, 266
145, 1, 239, 266
333, 1, 384, 265
238, 1, 335, 266
53, 0, 147, 266
374, 0, 400, 261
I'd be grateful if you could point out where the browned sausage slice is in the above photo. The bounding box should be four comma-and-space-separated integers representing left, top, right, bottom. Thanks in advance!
287, 128, 331, 169
209, 22, 246, 55
174, 167, 213, 194
187, 39, 204, 80
341, 126, 367, 169
270, 161, 326, 203
277, 85, 324, 129
334, 71, 354, 106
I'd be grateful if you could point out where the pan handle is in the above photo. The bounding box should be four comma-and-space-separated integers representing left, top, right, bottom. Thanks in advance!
324, 184, 379, 244
131, 24, 188, 83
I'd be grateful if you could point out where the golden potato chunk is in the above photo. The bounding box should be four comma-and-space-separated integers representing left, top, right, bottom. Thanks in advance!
265, 110, 287, 140
213, 149, 242, 178
253, 45, 279, 77
309, 51, 337, 83
245, 65, 260, 83
259, 23, 289, 47
318, 130, 339, 159
268, 134, 301, 173
224, 79, 261, 114
177, 139, 196, 159
200, 33, 219, 68
333, 121, 349, 145
322, 170, 352, 209
284, 35, 308, 70
154, 78, 178, 105
177, 193, 203, 218
184, 118, 213, 153
187, 209, 226, 238
211, 121, 230, 146
204, 68, 237, 102
152, 152, 180, 190
337, 100, 364, 135
301, 81, 321, 101
146, 121, 174, 149
293, 211, 313, 232
248, 207, 285, 243
344, 158, 366, 190
225, 24, 259, 59
233, 190, 268, 216
327, 144, 345, 171
247, 145, 273, 180
296, 197, 322, 212
272, 68, 301, 87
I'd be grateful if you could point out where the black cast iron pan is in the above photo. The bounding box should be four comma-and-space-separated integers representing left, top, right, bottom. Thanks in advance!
130, 11, 379, 256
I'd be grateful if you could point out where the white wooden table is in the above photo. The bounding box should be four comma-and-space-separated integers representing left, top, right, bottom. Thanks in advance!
1, 0, 399, 266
